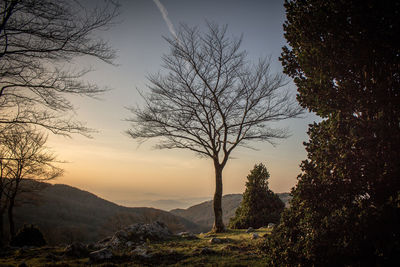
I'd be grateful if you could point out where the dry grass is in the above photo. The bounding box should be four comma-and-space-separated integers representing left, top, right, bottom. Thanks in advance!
0, 229, 272, 266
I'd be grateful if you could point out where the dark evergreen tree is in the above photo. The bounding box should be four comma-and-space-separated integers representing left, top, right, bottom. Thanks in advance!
266, 0, 400, 266
229, 163, 284, 229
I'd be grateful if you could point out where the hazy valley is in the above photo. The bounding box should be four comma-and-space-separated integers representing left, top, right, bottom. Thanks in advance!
9, 182, 290, 245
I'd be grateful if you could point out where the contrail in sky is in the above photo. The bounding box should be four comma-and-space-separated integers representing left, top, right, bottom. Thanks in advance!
153, 0, 178, 39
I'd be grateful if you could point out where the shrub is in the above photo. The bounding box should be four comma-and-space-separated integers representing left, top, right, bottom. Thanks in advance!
10, 224, 46, 247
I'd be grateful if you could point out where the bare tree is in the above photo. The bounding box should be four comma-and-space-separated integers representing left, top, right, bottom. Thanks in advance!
0, 125, 62, 240
126, 24, 303, 232
0, 140, 12, 245
0, 0, 119, 136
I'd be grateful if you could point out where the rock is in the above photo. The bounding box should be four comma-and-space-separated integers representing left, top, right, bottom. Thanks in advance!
89, 248, 113, 262
198, 247, 215, 255
177, 231, 190, 236
64, 242, 89, 258
185, 234, 199, 240
98, 221, 173, 250
131, 246, 149, 257
124, 221, 172, 242
251, 233, 259, 240
94, 237, 111, 249
267, 223, 276, 229
223, 244, 239, 251
99, 236, 112, 243
178, 232, 198, 240
203, 233, 216, 238
109, 235, 122, 248
45, 252, 60, 262
209, 237, 222, 244
246, 227, 254, 233
126, 241, 134, 247
115, 229, 128, 239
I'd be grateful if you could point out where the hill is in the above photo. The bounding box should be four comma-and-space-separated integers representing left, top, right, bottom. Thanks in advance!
170, 193, 291, 230
11, 182, 203, 244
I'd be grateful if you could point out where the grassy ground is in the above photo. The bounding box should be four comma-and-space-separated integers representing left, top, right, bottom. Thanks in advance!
0, 229, 271, 266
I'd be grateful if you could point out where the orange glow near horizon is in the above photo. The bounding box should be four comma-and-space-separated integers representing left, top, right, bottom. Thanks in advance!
46, 118, 312, 209
38, 0, 320, 210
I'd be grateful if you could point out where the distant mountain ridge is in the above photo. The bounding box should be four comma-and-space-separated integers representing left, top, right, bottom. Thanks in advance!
118, 197, 211, 211
12, 182, 203, 244
9, 182, 290, 244
170, 193, 291, 230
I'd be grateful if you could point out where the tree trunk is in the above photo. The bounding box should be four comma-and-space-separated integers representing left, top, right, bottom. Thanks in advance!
212, 163, 225, 232
8, 195, 15, 239
0, 212, 4, 247
0, 186, 3, 246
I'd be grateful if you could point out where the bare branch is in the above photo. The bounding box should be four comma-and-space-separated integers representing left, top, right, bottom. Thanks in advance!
127, 23, 304, 165
0, 0, 119, 136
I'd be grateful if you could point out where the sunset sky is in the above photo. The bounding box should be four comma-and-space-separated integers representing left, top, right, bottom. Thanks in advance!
47, 0, 320, 210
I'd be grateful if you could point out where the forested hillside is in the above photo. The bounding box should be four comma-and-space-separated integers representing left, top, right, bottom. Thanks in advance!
10, 182, 202, 244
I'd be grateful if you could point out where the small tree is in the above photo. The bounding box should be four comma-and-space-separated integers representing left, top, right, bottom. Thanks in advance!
127, 23, 302, 232
0, 125, 62, 240
0, 0, 119, 135
229, 163, 284, 229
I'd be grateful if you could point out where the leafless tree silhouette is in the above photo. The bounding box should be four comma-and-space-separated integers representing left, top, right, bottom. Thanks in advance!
126, 24, 303, 232
0, 125, 62, 240
0, 0, 119, 136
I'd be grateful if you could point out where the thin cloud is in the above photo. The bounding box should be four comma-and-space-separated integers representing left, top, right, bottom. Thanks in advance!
153, 0, 177, 39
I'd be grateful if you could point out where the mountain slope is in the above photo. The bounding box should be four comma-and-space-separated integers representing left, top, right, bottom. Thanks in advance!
170, 193, 291, 230
11, 182, 202, 244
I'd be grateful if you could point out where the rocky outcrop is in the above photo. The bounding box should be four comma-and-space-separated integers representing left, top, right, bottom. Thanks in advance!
89, 248, 113, 262
96, 221, 173, 250
64, 242, 89, 258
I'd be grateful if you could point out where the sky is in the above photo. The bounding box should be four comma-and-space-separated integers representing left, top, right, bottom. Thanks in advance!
47, 0, 320, 210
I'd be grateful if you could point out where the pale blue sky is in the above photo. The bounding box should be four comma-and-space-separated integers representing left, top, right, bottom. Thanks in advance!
48, 0, 320, 210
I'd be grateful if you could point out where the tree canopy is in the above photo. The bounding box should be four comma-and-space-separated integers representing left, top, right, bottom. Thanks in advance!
266, 0, 400, 265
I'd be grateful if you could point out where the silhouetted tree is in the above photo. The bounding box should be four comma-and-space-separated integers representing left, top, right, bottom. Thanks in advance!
0, 126, 62, 240
266, 1, 400, 265
126, 23, 302, 232
0, 0, 119, 136
0, 143, 11, 245
229, 163, 284, 229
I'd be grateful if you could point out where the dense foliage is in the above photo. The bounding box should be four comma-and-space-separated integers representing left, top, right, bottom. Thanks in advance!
266, 0, 400, 266
229, 164, 284, 229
